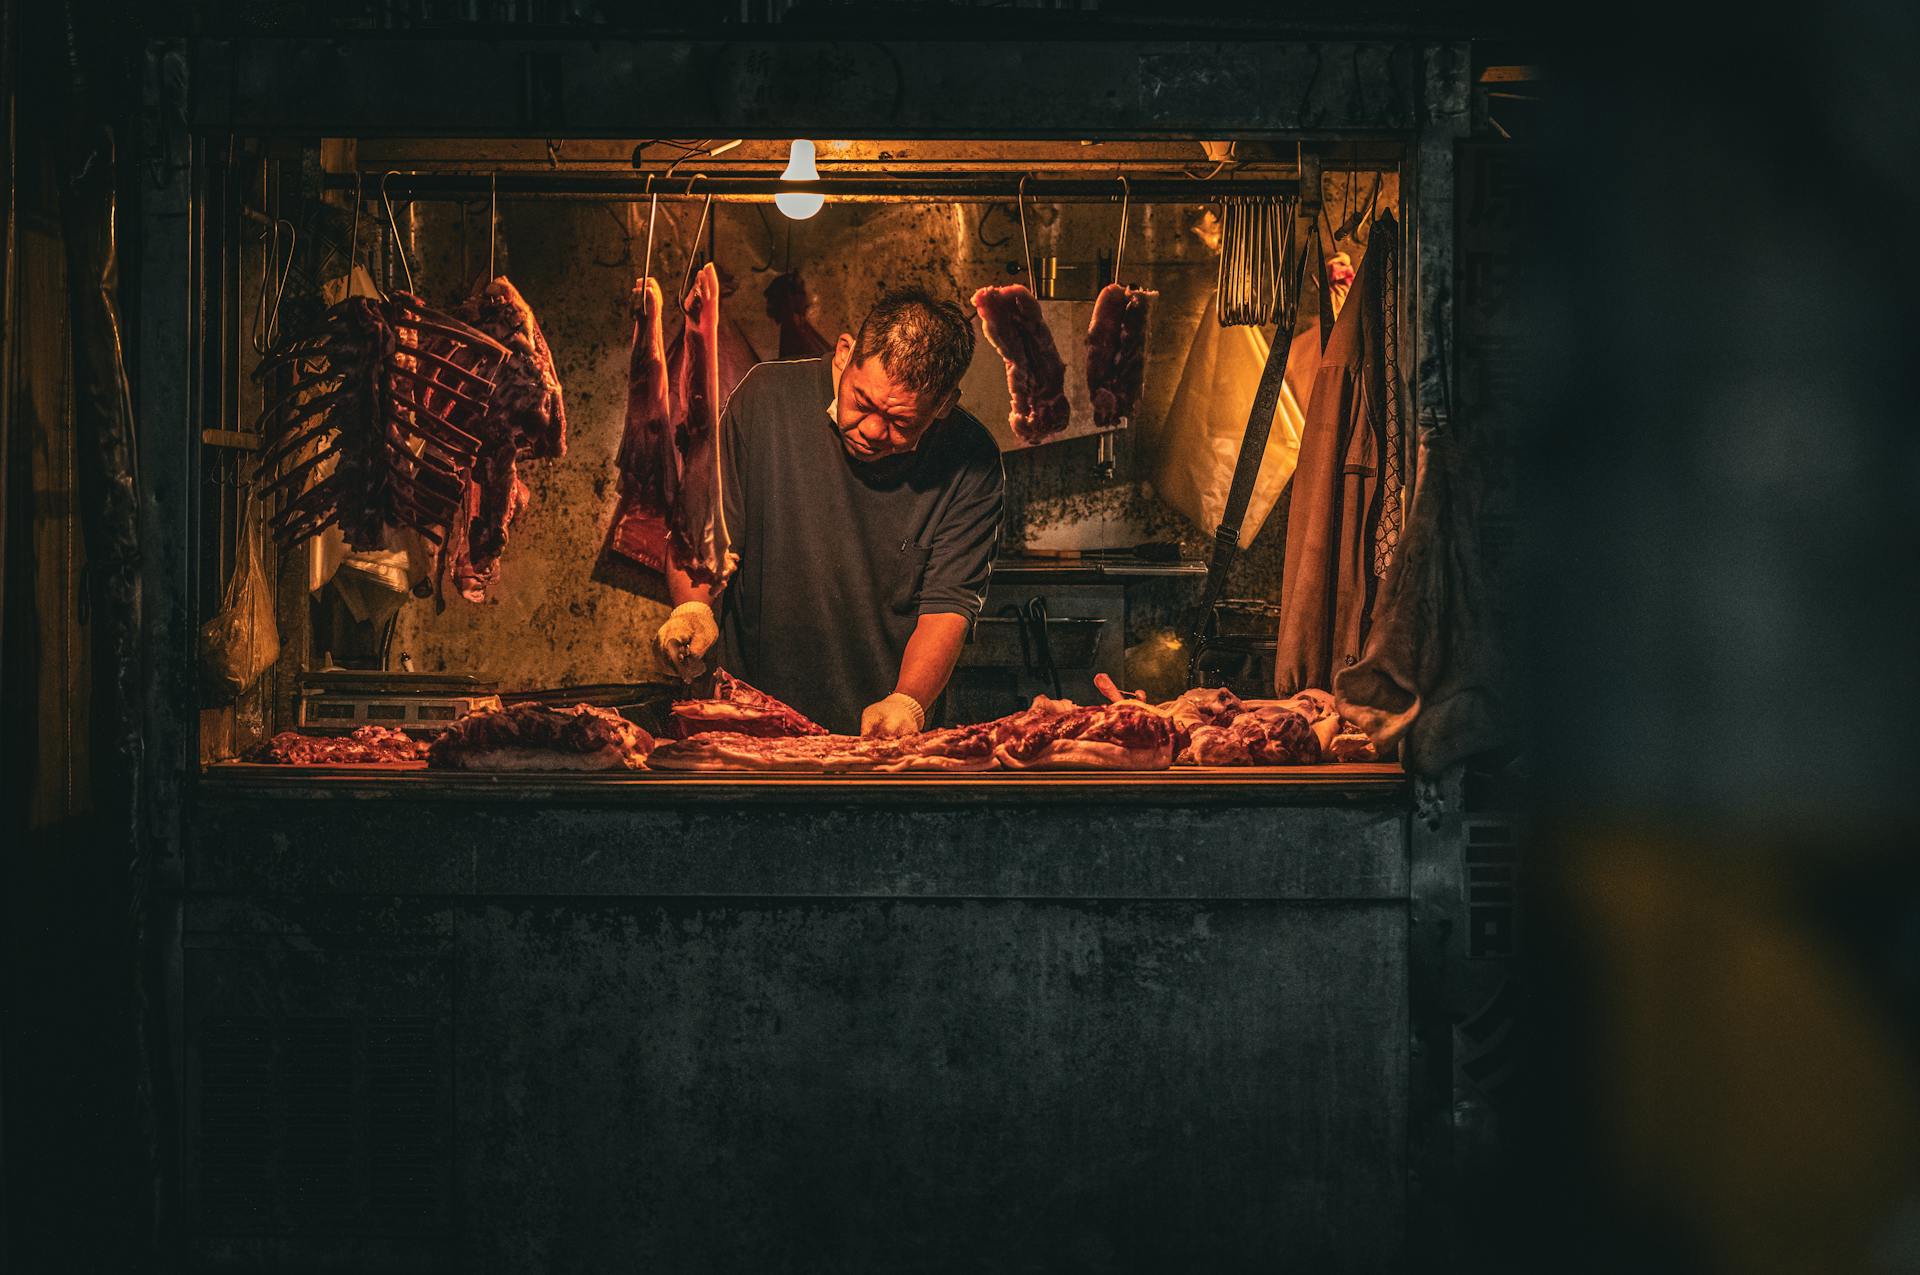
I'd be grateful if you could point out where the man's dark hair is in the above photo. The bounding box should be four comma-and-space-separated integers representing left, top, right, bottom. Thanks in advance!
851, 288, 976, 400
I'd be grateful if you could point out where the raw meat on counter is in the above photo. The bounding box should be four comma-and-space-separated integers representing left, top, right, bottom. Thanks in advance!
1323, 731, 1379, 762
656, 671, 1373, 772
970, 284, 1072, 444
669, 670, 828, 738
989, 699, 1177, 770
1187, 704, 1321, 765
427, 702, 654, 772
1161, 686, 1246, 737
650, 697, 1175, 774
1092, 673, 1378, 764
440, 276, 568, 602
764, 270, 833, 359
1085, 283, 1156, 428
238, 671, 1372, 775
244, 725, 427, 765
1182, 704, 1376, 765
606, 276, 677, 573
650, 725, 997, 773
665, 263, 736, 587
1242, 689, 1376, 760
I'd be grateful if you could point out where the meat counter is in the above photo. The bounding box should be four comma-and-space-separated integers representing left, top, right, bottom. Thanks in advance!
176, 761, 1446, 1272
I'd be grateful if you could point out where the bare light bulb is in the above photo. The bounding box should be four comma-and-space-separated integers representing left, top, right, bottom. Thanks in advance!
774, 138, 825, 220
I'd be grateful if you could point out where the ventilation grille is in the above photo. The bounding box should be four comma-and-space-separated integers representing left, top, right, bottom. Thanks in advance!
1461, 763, 1526, 961
1463, 819, 1518, 960
197, 1013, 449, 1235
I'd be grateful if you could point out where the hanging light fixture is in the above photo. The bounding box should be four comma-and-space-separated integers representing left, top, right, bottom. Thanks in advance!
774, 139, 825, 220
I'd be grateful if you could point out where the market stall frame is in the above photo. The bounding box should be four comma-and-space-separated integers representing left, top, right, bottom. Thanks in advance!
133, 32, 1480, 1272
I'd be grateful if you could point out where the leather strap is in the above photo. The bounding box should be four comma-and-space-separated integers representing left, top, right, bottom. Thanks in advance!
1315, 220, 1334, 354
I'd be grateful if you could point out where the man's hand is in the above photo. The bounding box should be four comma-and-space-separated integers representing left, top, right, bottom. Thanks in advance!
860, 692, 925, 738
655, 601, 719, 681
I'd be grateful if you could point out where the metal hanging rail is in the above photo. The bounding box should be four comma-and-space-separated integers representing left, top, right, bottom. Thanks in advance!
321, 173, 1299, 203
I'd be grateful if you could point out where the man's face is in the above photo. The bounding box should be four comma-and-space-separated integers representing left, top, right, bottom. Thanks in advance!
829, 334, 956, 461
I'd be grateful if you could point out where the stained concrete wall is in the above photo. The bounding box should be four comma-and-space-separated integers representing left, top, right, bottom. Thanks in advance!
380, 173, 1396, 692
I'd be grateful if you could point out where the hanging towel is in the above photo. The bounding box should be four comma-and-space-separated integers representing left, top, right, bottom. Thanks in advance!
1334, 425, 1507, 775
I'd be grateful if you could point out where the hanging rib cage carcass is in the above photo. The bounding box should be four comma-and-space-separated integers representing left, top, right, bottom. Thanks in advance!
252, 292, 509, 553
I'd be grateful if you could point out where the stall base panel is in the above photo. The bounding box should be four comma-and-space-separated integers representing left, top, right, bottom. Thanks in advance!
453, 898, 1408, 1274
182, 936, 456, 1272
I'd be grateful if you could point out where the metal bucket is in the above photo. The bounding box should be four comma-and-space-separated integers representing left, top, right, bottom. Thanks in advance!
961, 616, 1106, 669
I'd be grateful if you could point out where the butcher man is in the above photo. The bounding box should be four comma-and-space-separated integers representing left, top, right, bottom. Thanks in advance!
654, 288, 1004, 738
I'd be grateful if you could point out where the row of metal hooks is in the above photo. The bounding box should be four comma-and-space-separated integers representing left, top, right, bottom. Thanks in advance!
630, 173, 718, 304
334, 170, 720, 317
272, 165, 1153, 340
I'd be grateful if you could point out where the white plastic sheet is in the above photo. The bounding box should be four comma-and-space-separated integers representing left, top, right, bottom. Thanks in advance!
1147, 291, 1323, 545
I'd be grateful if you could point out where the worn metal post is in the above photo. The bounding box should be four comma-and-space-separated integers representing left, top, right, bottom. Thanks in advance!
137, 37, 196, 1272
1402, 39, 1473, 1269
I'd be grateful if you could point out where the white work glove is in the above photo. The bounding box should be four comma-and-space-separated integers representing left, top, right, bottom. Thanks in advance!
655, 601, 719, 682
860, 692, 925, 738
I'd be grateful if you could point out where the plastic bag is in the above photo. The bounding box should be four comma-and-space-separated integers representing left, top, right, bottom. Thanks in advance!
198, 497, 280, 701
1145, 290, 1324, 546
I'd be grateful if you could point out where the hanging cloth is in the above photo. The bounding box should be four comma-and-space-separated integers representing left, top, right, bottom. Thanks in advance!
1334, 424, 1506, 774
1148, 292, 1323, 548
1273, 211, 1404, 696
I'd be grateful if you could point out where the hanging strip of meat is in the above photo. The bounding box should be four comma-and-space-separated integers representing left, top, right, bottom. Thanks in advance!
970, 283, 1072, 444
1085, 282, 1156, 429
606, 276, 676, 573
765, 269, 832, 359
666, 302, 761, 422
456, 276, 566, 459
445, 453, 530, 603
442, 276, 567, 601
666, 263, 736, 586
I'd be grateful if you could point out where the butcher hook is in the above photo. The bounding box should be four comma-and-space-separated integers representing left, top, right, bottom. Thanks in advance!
1017, 174, 1035, 285
345, 173, 363, 283
249, 214, 296, 354
680, 176, 714, 307
1111, 175, 1131, 285
380, 170, 415, 294
640, 174, 660, 282
1337, 169, 1381, 244
1356, 171, 1382, 245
